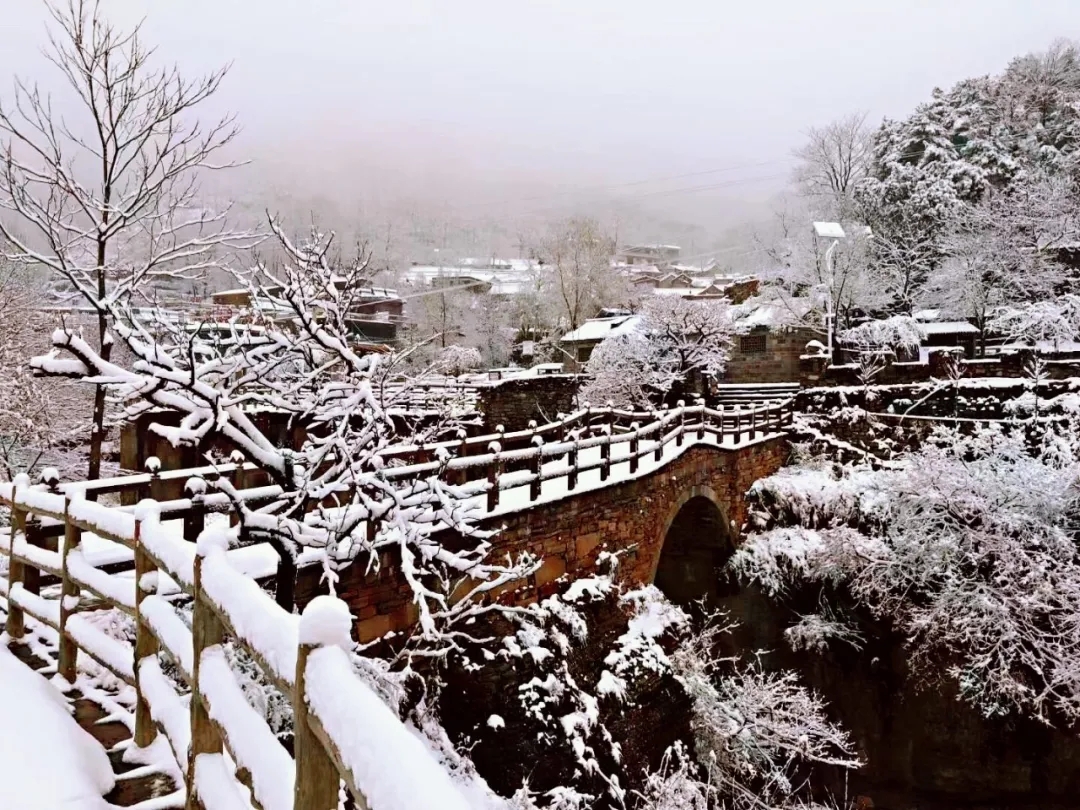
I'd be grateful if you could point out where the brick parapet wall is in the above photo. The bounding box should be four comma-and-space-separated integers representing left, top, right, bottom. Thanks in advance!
724, 327, 818, 384
297, 437, 788, 641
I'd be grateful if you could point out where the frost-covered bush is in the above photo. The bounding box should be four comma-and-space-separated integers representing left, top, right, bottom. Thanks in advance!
733, 426, 1080, 723
432, 572, 856, 810
580, 297, 734, 409
438, 344, 484, 377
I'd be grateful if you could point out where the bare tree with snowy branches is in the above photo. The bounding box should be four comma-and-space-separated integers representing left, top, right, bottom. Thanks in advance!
580, 296, 735, 408
33, 216, 538, 631
0, 0, 253, 479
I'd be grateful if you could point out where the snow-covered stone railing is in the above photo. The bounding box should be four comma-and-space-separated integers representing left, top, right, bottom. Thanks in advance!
379, 398, 794, 511
0, 476, 466, 810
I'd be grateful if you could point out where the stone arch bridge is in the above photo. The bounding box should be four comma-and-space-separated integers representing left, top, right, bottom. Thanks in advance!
298, 401, 790, 641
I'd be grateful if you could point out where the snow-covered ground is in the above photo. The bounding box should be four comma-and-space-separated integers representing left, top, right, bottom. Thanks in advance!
0, 641, 115, 809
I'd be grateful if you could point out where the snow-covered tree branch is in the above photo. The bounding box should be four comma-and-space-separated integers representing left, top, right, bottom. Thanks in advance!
32, 216, 538, 639
580, 297, 735, 408
0, 0, 257, 478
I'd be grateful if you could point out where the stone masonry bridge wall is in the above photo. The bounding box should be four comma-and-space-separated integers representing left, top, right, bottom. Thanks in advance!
296, 437, 788, 642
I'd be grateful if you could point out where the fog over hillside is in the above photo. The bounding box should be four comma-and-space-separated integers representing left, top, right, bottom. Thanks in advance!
5, 0, 1080, 265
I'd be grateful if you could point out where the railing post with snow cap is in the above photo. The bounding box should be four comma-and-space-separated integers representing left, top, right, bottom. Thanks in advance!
183, 477, 207, 544
294, 596, 352, 810
735, 405, 742, 441
629, 421, 640, 475
4, 474, 30, 640
600, 425, 612, 482
677, 400, 686, 447
454, 426, 469, 485
530, 433, 543, 501
696, 398, 706, 440
486, 439, 503, 511
59, 494, 81, 682
229, 450, 246, 527
718, 404, 727, 442
750, 403, 758, 440
133, 501, 160, 748
187, 528, 226, 809
567, 432, 579, 492
654, 407, 664, 462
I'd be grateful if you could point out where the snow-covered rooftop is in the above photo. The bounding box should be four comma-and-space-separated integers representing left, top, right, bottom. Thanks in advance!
920, 321, 979, 335
652, 287, 699, 297
561, 315, 640, 343
730, 295, 816, 329
812, 222, 846, 239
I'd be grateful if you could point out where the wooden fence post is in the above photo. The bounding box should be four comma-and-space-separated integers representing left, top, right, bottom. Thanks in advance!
133, 507, 160, 748
530, 435, 543, 501
567, 437, 578, 492
600, 429, 611, 482
676, 400, 686, 447
184, 478, 207, 544
454, 428, 469, 485
696, 398, 706, 440
629, 422, 639, 475
187, 539, 226, 810
5, 476, 29, 641
735, 406, 742, 440
22, 516, 45, 608
654, 408, 664, 462
750, 405, 758, 440
486, 441, 502, 512
58, 496, 80, 682
293, 603, 346, 810
229, 450, 246, 528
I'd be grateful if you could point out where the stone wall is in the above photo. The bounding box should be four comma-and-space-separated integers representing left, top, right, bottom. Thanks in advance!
724, 327, 818, 384
801, 348, 1080, 387
297, 437, 789, 642
796, 377, 1080, 420
731, 585, 1080, 809
477, 374, 582, 432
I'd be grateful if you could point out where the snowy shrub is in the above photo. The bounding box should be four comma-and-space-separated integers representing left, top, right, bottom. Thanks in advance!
633, 743, 714, 810
438, 344, 484, 377
223, 642, 293, 739
840, 315, 924, 353
670, 618, 859, 808
580, 297, 734, 409
734, 427, 1080, 723
783, 605, 865, 654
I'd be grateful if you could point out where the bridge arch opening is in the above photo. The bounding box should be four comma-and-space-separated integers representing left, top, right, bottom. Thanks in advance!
653, 488, 736, 607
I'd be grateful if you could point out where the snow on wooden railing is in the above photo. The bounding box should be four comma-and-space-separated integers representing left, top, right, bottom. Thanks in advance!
0, 399, 792, 809
378, 398, 793, 512
0, 476, 462, 810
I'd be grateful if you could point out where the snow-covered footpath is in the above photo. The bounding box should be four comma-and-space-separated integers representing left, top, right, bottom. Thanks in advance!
0, 641, 114, 810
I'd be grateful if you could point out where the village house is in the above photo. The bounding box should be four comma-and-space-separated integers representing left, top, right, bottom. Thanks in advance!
617, 244, 682, 268
209, 282, 405, 344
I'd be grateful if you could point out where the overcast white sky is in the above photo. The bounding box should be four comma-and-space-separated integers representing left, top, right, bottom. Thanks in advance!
3, 1, 1080, 243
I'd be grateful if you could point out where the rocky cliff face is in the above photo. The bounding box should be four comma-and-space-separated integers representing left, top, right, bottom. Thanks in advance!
720, 583, 1080, 810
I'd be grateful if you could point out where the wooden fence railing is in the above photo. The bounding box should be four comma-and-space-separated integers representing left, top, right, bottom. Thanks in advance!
99, 399, 793, 517
378, 398, 793, 511
0, 399, 792, 808
0, 480, 471, 810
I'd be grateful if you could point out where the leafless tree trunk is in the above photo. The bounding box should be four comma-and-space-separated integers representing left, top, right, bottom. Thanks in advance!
793, 112, 872, 220
0, 0, 250, 479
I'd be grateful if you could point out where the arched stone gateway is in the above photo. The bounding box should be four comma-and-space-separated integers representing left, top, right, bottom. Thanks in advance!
652, 487, 735, 606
